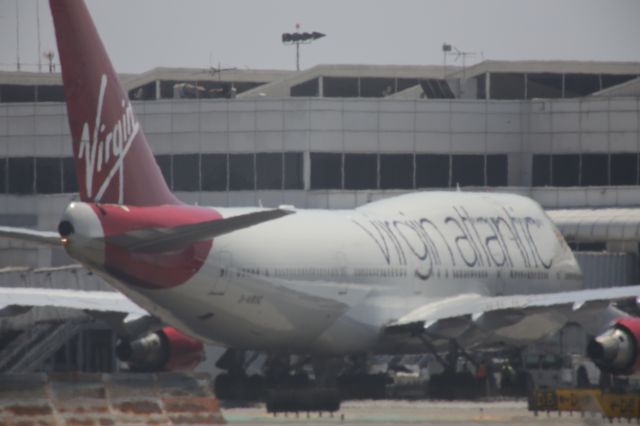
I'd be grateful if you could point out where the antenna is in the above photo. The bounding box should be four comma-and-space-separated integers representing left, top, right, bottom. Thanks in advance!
43, 51, 55, 72
15, 0, 20, 71
209, 62, 237, 80
36, 0, 42, 72
442, 43, 478, 81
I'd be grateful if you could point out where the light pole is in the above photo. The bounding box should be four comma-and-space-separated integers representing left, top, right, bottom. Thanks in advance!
282, 24, 325, 71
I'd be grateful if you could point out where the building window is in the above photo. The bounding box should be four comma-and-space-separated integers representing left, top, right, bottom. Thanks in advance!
8, 157, 34, 194
601, 75, 637, 90
581, 154, 608, 186
172, 154, 199, 191
36, 157, 62, 194
291, 78, 319, 97
452, 155, 484, 187
397, 78, 419, 92
344, 154, 377, 190
416, 154, 449, 188
0, 158, 6, 194
284, 152, 304, 190
380, 154, 413, 189
486, 154, 508, 186
256, 153, 283, 190
526, 74, 562, 99
610, 153, 638, 185
155, 155, 172, 189
476, 75, 486, 99
564, 74, 600, 97
159, 80, 178, 99
420, 79, 455, 99
323, 77, 358, 98
128, 82, 156, 101
552, 154, 580, 187
532, 155, 551, 186
36, 85, 65, 102
490, 73, 525, 100
360, 78, 395, 97
0, 85, 35, 102
201, 154, 228, 191
229, 154, 255, 190
310, 153, 342, 189
62, 157, 78, 193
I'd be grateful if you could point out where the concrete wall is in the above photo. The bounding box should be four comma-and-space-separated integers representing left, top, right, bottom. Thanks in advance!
2, 97, 637, 184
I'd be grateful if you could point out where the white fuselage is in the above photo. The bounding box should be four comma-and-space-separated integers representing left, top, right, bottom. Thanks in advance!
65, 191, 582, 355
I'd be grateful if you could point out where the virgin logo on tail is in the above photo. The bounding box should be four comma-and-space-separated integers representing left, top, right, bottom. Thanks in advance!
78, 74, 140, 204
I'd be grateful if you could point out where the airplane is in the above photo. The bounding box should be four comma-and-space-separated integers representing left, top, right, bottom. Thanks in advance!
1, 0, 640, 407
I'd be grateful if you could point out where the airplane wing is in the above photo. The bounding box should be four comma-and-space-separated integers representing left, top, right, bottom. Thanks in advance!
104, 208, 294, 253
386, 285, 640, 339
0, 226, 61, 246
0, 287, 147, 317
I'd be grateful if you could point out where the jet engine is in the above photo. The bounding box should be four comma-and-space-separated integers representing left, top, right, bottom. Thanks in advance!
587, 317, 640, 375
116, 327, 204, 372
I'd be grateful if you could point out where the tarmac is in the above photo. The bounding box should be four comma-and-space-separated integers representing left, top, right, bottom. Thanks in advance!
224, 399, 611, 425
0, 372, 618, 425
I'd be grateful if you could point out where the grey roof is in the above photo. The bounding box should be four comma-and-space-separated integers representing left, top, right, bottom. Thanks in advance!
0, 67, 291, 90
3, 60, 640, 97
122, 66, 292, 90
448, 60, 640, 80
238, 63, 454, 98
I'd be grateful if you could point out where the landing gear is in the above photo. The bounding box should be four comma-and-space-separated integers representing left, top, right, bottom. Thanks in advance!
334, 355, 389, 399
419, 338, 488, 400
214, 373, 265, 401
262, 355, 341, 413
213, 350, 391, 412
213, 350, 341, 413
213, 349, 265, 401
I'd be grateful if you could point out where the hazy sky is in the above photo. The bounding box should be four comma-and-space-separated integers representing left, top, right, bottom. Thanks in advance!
0, 0, 639, 73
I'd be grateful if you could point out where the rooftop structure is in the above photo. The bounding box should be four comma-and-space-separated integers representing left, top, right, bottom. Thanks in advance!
2, 60, 638, 104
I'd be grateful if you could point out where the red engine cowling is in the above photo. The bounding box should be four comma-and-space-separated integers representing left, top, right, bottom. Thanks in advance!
587, 317, 640, 375
116, 327, 204, 372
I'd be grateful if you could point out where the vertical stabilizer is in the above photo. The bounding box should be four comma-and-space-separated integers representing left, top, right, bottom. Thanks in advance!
50, 0, 178, 206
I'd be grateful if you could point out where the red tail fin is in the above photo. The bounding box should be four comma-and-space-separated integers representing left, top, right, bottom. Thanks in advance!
50, 0, 177, 206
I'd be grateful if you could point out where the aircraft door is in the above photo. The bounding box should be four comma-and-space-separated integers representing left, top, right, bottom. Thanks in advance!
211, 251, 233, 295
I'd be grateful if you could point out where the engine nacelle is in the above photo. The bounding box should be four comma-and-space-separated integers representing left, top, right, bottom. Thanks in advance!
116, 327, 204, 372
587, 317, 640, 375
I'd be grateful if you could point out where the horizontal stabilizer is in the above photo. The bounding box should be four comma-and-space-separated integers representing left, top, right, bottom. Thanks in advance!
106, 208, 294, 253
0, 226, 60, 246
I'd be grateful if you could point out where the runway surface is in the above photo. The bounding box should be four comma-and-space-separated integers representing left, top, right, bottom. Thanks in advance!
223, 399, 605, 425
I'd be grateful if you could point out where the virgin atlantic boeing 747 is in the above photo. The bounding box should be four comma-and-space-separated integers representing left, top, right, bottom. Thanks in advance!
1, 0, 639, 406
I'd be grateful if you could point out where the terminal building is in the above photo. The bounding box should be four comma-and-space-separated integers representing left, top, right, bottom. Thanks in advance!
1, 60, 640, 374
